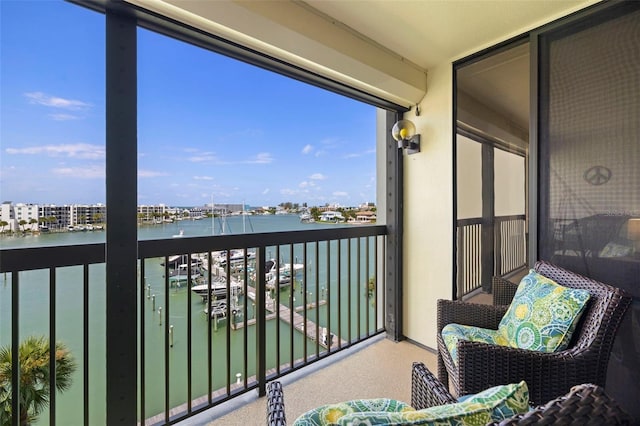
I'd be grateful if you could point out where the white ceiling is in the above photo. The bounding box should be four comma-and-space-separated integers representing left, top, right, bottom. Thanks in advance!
130, 0, 597, 111
305, 0, 596, 69
306, 0, 596, 128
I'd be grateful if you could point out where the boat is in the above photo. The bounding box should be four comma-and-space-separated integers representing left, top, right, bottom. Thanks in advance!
172, 229, 184, 238
204, 300, 227, 318
265, 259, 304, 289
215, 249, 256, 266
161, 254, 202, 269
191, 280, 243, 302
299, 213, 314, 223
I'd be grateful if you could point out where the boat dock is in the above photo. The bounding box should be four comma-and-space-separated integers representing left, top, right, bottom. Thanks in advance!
232, 285, 346, 349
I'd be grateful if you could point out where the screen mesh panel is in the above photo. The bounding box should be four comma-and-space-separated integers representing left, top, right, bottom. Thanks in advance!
538, 6, 640, 419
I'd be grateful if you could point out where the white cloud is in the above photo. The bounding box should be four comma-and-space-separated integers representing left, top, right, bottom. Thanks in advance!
344, 149, 374, 159
262, 188, 270, 194
193, 176, 214, 180
309, 173, 326, 180
302, 144, 313, 154
49, 113, 81, 121
25, 92, 91, 110
247, 152, 273, 164
188, 152, 218, 163
333, 191, 349, 197
139, 170, 167, 178
52, 165, 104, 179
6, 143, 105, 160
299, 181, 317, 188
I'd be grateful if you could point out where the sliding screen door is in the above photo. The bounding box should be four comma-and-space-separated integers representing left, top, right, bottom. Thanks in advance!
537, 4, 640, 418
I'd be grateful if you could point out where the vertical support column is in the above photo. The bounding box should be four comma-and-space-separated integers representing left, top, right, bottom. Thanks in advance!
481, 144, 495, 291
385, 110, 403, 341
106, 10, 137, 425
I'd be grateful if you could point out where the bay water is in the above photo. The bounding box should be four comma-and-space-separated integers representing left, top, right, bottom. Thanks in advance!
0, 215, 378, 424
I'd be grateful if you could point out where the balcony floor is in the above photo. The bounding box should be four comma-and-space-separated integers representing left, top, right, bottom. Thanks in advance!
196, 335, 437, 425
184, 290, 495, 425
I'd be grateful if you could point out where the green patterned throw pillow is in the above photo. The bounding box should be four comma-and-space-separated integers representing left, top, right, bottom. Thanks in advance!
334, 381, 529, 425
498, 270, 590, 352
293, 398, 415, 426
441, 323, 507, 365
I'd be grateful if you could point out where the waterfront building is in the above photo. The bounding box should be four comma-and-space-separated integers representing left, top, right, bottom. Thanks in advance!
39, 204, 72, 229
0, 202, 39, 232
0, 201, 16, 232
138, 204, 168, 222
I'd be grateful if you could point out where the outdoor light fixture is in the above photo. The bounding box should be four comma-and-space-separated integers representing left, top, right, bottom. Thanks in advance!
392, 119, 420, 154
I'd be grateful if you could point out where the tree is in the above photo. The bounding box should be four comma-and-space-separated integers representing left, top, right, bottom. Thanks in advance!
310, 207, 321, 221
0, 221, 8, 233
28, 219, 37, 232
0, 336, 76, 426
18, 220, 27, 232
47, 216, 58, 230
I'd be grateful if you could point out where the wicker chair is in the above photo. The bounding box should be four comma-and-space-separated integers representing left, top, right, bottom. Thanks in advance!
438, 260, 632, 406
266, 362, 634, 425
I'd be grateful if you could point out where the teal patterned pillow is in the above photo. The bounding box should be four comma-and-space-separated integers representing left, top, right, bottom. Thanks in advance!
498, 270, 590, 352
292, 398, 414, 425
441, 324, 507, 365
335, 381, 529, 425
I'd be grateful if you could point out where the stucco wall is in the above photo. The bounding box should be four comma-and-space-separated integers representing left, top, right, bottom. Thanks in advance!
402, 62, 454, 348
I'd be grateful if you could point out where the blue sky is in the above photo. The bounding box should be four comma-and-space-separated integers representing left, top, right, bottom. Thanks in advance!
1, 1, 377, 208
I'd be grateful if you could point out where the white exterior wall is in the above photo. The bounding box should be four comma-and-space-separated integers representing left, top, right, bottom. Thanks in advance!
0, 202, 15, 232
402, 61, 454, 348
401, 9, 592, 349
14, 203, 39, 231
456, 135, 483, 220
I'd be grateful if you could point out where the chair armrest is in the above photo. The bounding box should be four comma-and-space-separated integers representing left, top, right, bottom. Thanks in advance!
492, 276, 518, 306
411, 362, 457, 410
437, 299, 508, 333
267, 381, 287, 426
457, 341, 602, 405
495, 383, 634, 425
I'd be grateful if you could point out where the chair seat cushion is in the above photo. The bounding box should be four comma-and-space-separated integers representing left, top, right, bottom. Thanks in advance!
497, 270, 591, 352
292, 398, 414, 426
441, 323, 506, 365
331, 381, 528, 425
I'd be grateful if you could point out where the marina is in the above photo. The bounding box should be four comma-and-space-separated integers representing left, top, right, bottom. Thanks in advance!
0, 214, 379, 425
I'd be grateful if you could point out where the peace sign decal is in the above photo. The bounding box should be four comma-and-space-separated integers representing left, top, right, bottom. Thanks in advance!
583, 166, 612, 186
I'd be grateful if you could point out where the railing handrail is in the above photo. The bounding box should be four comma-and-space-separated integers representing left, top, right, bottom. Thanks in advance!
0, 225, 387, 272
457, 214, 525, 227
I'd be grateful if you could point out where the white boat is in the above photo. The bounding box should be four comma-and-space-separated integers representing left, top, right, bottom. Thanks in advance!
191, 280, 242, 301
172, 229, 184, 238
299, 213, 314, 223
265, 259, 304, 289
215, 249, 256, 266
204, 300, 227, 318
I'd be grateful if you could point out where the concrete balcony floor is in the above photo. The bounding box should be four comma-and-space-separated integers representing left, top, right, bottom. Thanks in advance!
184, 290, 495, 425
196, 335, 438, 425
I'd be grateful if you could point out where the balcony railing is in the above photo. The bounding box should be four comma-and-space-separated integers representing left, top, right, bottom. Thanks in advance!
456, 215, 526, 297
0, 225, 386, 425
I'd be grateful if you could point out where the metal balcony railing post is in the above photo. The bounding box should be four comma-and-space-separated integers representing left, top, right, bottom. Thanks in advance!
256, 247, 267, 397
11, 273, 19, 426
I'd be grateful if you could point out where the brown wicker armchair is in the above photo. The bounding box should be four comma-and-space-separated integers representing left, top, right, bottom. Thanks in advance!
438, 260, 632, 406
266, 362, 634, 425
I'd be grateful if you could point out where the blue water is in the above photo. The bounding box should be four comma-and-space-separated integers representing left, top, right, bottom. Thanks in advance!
0, 213, 336, 249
